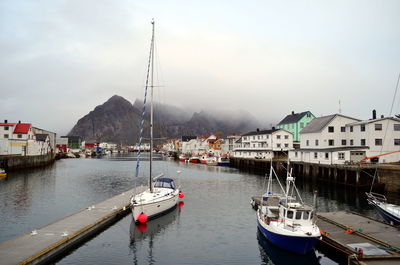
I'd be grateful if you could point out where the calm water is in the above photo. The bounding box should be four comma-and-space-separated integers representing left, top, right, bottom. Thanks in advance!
0, 154, 388, 264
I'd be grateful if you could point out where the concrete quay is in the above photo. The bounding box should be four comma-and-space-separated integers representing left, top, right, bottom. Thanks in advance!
0, 186, 146, 265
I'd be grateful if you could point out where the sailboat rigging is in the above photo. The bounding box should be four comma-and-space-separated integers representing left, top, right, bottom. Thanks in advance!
130, 19, 183, 223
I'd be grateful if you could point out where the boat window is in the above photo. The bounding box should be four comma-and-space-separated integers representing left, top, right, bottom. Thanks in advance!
295, 211, 302, 220
303, 211, 310, 220
154, 179, 176, 189
287, 210, 294, 219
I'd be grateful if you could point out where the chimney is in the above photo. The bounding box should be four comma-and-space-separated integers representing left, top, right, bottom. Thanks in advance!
272, 126, 275, 130
292, 111, 294, 115
381, 115, 384, 118
256, 128, 260, 132
372, 110, 376, 119
18, 120, 21, 123
4, 119, 7, 123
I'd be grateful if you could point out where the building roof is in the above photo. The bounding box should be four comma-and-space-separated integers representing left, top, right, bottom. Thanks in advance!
300, 114, 360, 134
242, 129, 279, 136
13, 123, 31, 134
347, 117, 400, 126
35, 134, 49, 142
277, 111, 311, 125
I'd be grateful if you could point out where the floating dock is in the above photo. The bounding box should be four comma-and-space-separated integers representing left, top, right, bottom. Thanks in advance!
318, 211, 400, 265
251, 197, 400, 264
0, 186, 146, 265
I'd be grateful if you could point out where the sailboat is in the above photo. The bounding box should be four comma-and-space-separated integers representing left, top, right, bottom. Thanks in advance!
366, 192, 400, 225
130, 20, 183, 224
256, 161, 321, 254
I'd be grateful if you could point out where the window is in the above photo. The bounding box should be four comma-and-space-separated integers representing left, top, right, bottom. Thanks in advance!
394, 124, 400, 131
341, 127, 346, 132
303, 211, 310, 220
277, 135, 281, 139
350, 139, 354, 146
4, 126, 9, 131
4, 134, 9, 138
284, 135, 288, 139
300, 122, 304, 128
253, 144, 256, 147
341, 139, 346, 145
287, 210, 294, 219
307, 113, 311, 117
266, 135, 269, 139
295, 152, 298, 157
338, 152, 345, 160
361, 139, 366, 146
350, 126, 353, 132
328, 126, 334, 133
277, 143, 281, 148
328, 139, 334, 146
375, 124, 382, 131
258, 135, 260, 139
284, 143, 288, 147
325, 153, 329, 159
361, 125, 365, 132
395, 139, 400, 146
253, 136, 255, 140
315, 139, 319, 146
375, 139, 382, 146
306, 140, 309, 146
18, 134, 22, 138
295, 211, 302, 220
314, 152, 317, 159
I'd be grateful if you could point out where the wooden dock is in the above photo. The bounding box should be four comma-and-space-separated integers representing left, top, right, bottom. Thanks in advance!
318, 211, 400, 265
0, 186, 146, 265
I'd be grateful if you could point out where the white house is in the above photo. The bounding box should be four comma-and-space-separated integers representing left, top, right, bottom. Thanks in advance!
345, 117, 400, 163
233, 128, 294, 159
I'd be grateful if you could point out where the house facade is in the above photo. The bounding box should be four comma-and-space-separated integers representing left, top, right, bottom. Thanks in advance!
233, 128, 293, 159
276, 111, 315, 142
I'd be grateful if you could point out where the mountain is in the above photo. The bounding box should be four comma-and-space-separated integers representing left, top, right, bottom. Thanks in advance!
68, 95, 261, 144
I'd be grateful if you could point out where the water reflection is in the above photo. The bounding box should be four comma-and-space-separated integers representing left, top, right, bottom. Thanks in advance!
257, 229, 321, 265
129, 206, 180, 265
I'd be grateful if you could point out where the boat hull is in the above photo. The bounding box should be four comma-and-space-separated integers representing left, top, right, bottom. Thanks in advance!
374, 204, 400, 226
178, 158, 187, 162
132, 191, 179, 223
257, 218, 319, 255
217, 162, 230, 166
0, 173, 6, 179
189, 159, 200, 163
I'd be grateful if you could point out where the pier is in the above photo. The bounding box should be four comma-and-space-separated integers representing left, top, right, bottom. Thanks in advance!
0, 186, 145, 265
231, 157, 400, 193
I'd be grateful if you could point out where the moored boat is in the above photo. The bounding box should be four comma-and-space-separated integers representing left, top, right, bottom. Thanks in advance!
206, 157, 218, 166
189, 156, 200, 163
366, 192, 400, 226
257, 162, 321, 254
130, 20, 184, 224
178, 154, 189, 162
217, 156, 230, 166
0, 168, 7, 179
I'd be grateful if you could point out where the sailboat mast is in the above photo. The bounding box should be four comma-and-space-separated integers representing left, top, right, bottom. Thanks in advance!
149, 19, 155, 193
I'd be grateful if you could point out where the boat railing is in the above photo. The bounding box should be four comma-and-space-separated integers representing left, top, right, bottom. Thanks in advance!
366, 192, 387, 203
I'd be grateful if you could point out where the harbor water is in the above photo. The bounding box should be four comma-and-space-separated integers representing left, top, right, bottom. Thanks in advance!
0, 154, 391, 264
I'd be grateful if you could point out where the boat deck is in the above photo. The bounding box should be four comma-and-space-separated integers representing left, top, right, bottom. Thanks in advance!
317, 211, 400, 265
0, 186, 146, 265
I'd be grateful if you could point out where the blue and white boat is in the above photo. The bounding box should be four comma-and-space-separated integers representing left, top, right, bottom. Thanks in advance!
366, 192, 400, 226
257, 163, 321, 254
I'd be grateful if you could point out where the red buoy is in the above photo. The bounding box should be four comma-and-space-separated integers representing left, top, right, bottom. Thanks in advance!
137, 213, 148, 223
136, 223, 148, 232
179, 192, 185, 199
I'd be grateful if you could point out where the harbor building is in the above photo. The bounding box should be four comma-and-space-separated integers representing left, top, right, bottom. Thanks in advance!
276, 111, 315, 143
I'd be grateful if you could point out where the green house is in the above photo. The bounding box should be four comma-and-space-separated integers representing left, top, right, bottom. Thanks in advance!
276, 111, 315, 142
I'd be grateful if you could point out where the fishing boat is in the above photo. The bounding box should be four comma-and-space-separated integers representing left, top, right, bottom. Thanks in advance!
257, 162, 321, 254
366, 192, 400, 226
206, 156, 218, 166
0, 168, 7, 179
217, 156, 230, 166
188, 155, 200, 163
178, 154, 189, 162
130, 20, 183, 224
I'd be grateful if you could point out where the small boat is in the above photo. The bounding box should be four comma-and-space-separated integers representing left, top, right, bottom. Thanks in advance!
206, 157, 218, 166
366, 192, 400, 226
257, 162, 321, 254
200, 153, 214, 164
0, 168, 7, 179
178, 154, 189, 162
189, 156, 200, 163
217, 156, 230, 166
130, 20, 183, 224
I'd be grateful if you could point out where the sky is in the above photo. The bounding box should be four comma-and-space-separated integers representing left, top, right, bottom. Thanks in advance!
1, 0, 400, 135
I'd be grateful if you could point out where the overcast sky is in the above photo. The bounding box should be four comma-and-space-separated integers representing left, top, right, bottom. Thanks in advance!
1, 0, 399, 135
